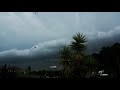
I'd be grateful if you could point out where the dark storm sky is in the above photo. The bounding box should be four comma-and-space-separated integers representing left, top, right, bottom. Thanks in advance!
0, 12, 120, 70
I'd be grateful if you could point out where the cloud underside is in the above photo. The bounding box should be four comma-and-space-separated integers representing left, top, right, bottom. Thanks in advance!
0, 39, 69, 70
0, 32, 120, 70
0, 12, 120, 70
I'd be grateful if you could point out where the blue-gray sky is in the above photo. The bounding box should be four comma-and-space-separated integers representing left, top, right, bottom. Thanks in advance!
0, 12, 120, 70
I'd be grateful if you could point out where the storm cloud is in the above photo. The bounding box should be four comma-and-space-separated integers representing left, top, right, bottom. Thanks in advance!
0, 39, 69, 60
0, 12, 120, 70
0, 39, 69, 70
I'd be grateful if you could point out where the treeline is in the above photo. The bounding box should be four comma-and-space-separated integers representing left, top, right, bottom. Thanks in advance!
0, 64, 63, 78
92, 43, 120, 78
31, 70, 63, 78
0, 64, 32, 78
0, 64, 16, 78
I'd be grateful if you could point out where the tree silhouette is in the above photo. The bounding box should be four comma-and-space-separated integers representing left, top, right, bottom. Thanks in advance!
93, 43, 120, 78
70, 33, 87, 78
58, 32, 87, 78
28, 66, 31, 73
83, 55, 99, 78
70, 33, 87, 67
59, 46, 73, 78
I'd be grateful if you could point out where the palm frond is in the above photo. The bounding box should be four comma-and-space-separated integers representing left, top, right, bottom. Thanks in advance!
70, 32, 87, 53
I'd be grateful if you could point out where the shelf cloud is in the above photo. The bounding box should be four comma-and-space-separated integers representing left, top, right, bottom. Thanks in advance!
0, 12, 120, 69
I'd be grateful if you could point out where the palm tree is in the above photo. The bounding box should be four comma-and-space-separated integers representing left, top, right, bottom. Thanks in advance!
70, 33, 87, 61
58, 33, 87, 78
59, 46, 73, 78
68, 33, 87, 78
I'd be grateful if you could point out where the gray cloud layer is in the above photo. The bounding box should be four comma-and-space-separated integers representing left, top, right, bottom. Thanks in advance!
0, 39, 69, 70
0, 12, 120, 70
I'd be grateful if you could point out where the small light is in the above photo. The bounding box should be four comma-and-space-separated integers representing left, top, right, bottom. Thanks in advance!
50, 66, 57, 68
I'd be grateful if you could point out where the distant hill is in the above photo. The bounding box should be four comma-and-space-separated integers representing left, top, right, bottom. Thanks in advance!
86, 33, 120, 54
